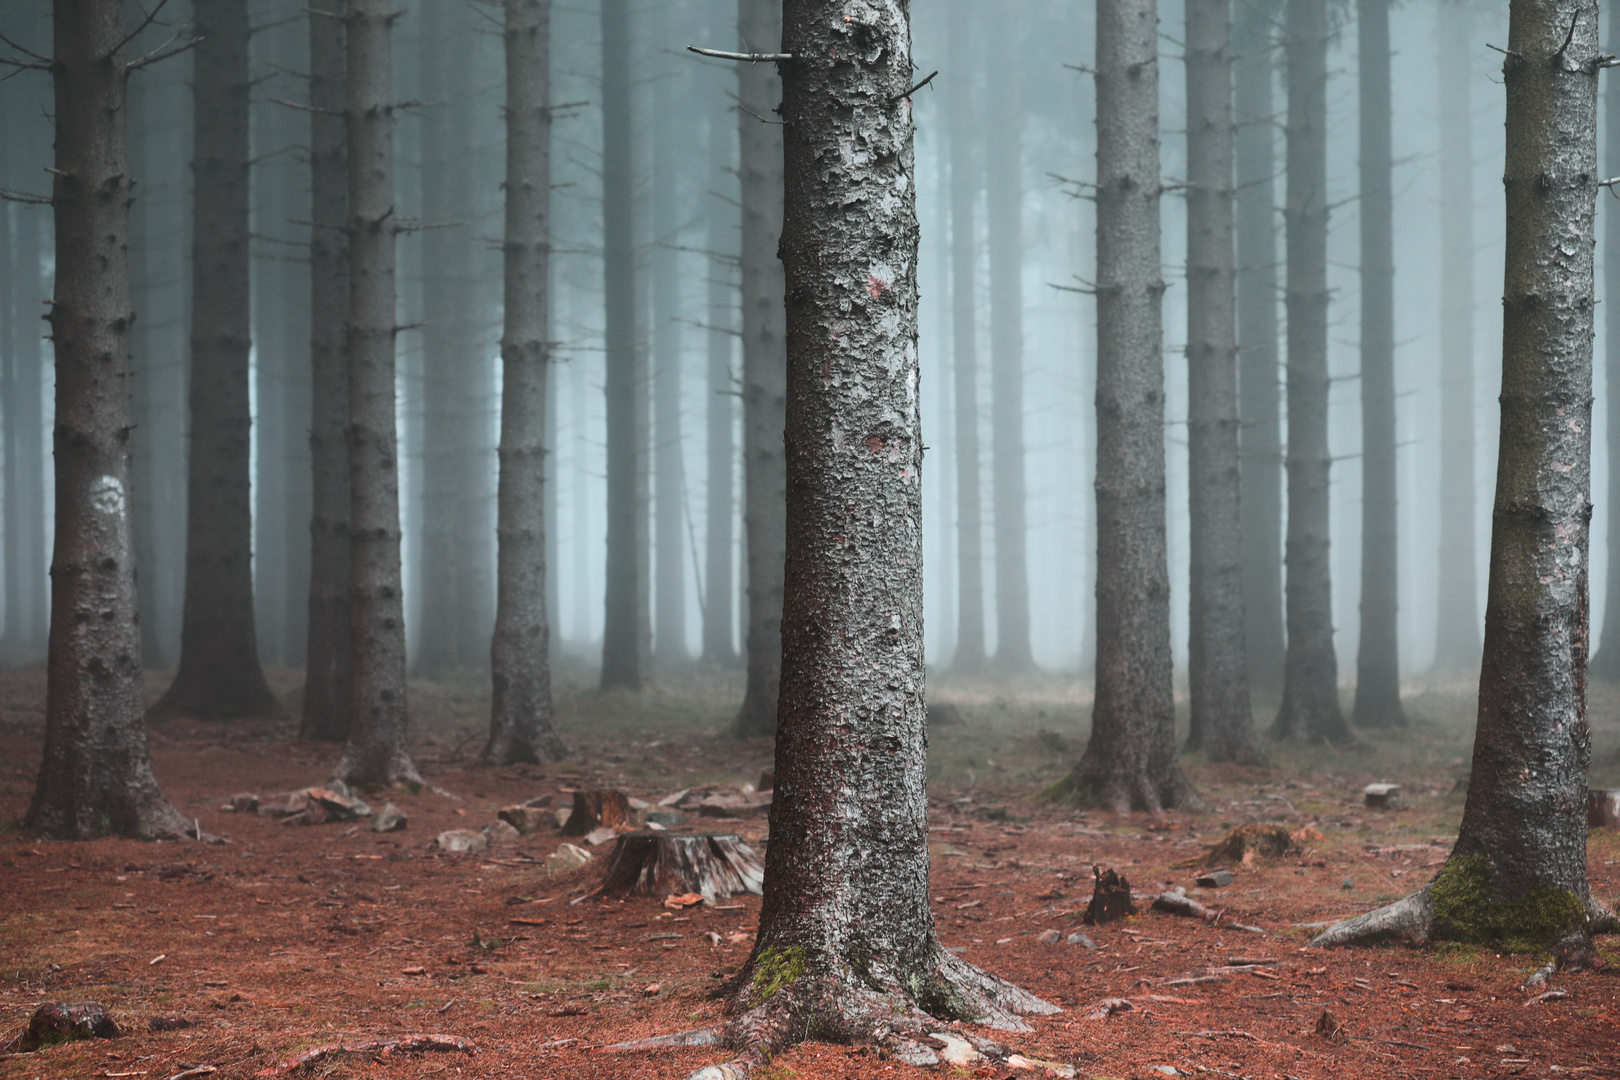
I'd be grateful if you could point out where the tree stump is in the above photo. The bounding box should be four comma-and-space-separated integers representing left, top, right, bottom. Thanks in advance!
560, 790, 633, 837
591, 832, 764, 903
1083, 867, 1137, 926
1174, 823, 1299, 869
18, 1002, 120, 1051
1588, 789, 1620, 829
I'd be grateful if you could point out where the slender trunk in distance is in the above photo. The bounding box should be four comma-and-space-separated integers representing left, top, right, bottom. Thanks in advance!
652, 58, 688, 667
156, 0, 278, 720
26, 0, 190, 840
1591, 0, 1620, 677
486, 0, 565, 765
1272, 0, 1350, 742
1314, 0, 1610, 950
702, 109, 737, 666
301, 0, 351, 742
1186, 0, 1261, 764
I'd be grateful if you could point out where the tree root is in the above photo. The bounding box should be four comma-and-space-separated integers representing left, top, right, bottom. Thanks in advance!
254, 1033, 474, 1076
1308, 888, 1433, 948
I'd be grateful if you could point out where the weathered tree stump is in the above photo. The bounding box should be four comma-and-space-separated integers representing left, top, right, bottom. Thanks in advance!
560, 789, 633, 837
1084, 866, 1137, 926
1174, 823, 1299, 870
18, 1002, 120, 1051
1588, 789, 1620, 829
591, 832, 764, 903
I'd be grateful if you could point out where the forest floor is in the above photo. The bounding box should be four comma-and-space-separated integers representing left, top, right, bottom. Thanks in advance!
3, 659, 1620, 1080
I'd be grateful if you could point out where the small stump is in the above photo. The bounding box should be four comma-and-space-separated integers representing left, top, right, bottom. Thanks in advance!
1589, 789, 1620, 829
561, 789, 634, 837
18, 1002, 120, 1051
592, 832, 764, 903
1175, 823, 1299, 869
1083, 866, 1137, 926
1363, 783, 1402, 810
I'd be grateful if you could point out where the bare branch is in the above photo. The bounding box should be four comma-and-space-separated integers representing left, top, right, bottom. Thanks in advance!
0, 187, 51, 206
686, 45, 792, 62
888, 69, 938, 103
738, 104, 783, 126
126, 32, 201, 72
113, 0, 174, 56
0, 28, 53, 66
269, 96, 341, 115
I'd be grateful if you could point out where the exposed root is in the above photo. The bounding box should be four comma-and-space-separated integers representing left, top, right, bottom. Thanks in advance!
332, 747, 424, 791
1308, 888, 1433, 948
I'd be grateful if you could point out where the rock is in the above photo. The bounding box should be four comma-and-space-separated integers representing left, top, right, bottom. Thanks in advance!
1341, 878, 1354, 891
551, 806, 572, 830
224, 793, 258, 813
583, 826, 619, 846
694, 791, 773, 818
371, 802, 407, 833
522, 793, 554, 809
1038, 929, 1062, 944
18, 1002, 120, 1050
485, 820, 521, 844
1588, 789, 1620, 829
1196, 870, 1233, 889
927, 1031, 985, 1068
434, 829, 488, 854
1363, 783, 1401, 810
656, 788, 691, 807
498, 805, 550, 835
1083, 997, 1132, 1020
1066, 931, 1098, 948
545, 843, 594, 873
643, 809, 686, 827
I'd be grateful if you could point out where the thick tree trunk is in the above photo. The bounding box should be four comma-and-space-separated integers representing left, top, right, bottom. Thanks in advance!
986, 0, 1033, 672
1062, 0, 1198, 811
1271, 0, 1349, 742
1234, 0, 1285, 697
335, 0, 420, 787
300, 0, 351, 742
1315, 0, 1608, 951
26, 0, 189, 840
730, 0, 786, 736
5, 194, 48, 662
1351, 0, 1406, 729
156, 0, 277, 720
128, 60, 163, 670
653, 60, 688, 668
599, 0, 647, 691
947, 0, 984, 672
486, 0, 565, 766
1185, 0, 1261, 765
702, 109, 737, 666
1592, 0, 1620, 678
664, 10, 1055, 1073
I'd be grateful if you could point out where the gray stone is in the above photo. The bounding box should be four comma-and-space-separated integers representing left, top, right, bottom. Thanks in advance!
485, 820, 521, 844
643, 809, 686, 827
498, 805, 550, 835
1038, 929, 1062, 944
434, 829, 488, 854
1195, 870, 1233, 889
1066, 931, 1098, 949
371, 802, 407, 833
1363, 783, 1401, 810
545, 843, 594, 873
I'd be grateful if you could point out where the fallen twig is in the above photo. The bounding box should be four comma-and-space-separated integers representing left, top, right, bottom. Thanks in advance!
255, 1034, 475, 1076
1524, 988, 1570, 1006
168, 1068, 218, 1080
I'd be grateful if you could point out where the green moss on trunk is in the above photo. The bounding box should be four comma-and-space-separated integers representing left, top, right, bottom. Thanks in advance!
751, 945, 806, 1005
1430, 855, 1586, 952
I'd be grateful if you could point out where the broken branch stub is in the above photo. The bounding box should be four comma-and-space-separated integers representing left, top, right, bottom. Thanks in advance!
591, 832, 764, 903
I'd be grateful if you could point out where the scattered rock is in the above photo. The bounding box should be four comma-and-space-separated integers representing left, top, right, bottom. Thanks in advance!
18, 1002, 120, 1051
498, 805, 550, 835
371, 803, 407, 833
693, 791, 773, 818
1341, 878, 1354, 891
927, 1031, 985, 1067
544, 843, 593, 874
551, 806, 572, 830
1084, 866, 1137, 926
433, 830, 488, 855
522, 793, 555, 809
582, 826, 618, 846
1196, 870, 1233, 889
484, 820, 521, 844
1065, 931, 1098, 949
262, 785, 371, 826
223, 793, 258, 813
642, 809, 686, 828
656, 788, 690, 807
1084, 997, 1133, 1020
1364, 783, 1402, 810
1588, 789, 1620, 829
1038, 929, 1062, 944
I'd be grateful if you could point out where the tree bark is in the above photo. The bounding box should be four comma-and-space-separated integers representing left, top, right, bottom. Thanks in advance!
4, 196, 48, 663
1271, 0, 1349, 742
128, 53, 163, 670
1351, 0, 1407, 729
675, 8, 1055, 1071
986, 0, 1033, 672
156, 0, 277, 720
599, 0, 647, 691
730, 0, 786, 736
946, 0, 984, 672
702, 107, 738, 667
1592, 0, 1620, 678
653, 49, 688, 668
1314, 0, 1609, 950
300, 0, 351, 742
335, 0, 420, 787
1063, 0, 1198, 811
486, 0, 565, 766
1234, 0, 1285, 696
1185, 0, 1261, 765
25, 0, 189, 840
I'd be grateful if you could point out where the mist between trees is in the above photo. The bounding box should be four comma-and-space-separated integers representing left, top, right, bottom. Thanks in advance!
1, 0, 1613, 694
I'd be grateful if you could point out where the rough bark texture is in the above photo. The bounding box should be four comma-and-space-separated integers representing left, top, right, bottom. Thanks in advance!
946, 0, 984, 672
599, 0, 647, 691
1593, 0, 1620, 677
1234, 0, 1285, 696
335, 0, 420, 788
25, 0, 190, 840
156, 0, 278, 721
730, 0, 787, 736
1185, 0, 1260, 764
1434, 0, 1483, 675
301, 0, 352, 743
986, 0, 1033, 672
1314, 0, 1607, 952
702, 109, 738, 667
1272, 0, 1349, 742
680, 6, 1057, 1071
486, 0, 565, 766
653, 45, 688, 668
1065, 0, 1198, 811
1351, 0, 1406, 729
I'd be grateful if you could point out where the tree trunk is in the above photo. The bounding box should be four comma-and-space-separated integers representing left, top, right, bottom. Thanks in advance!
1062, 0, 1198, 811
675, 9, 1055, 1071
25, 0, 189, 840
702, 108, 738, 666
128, 55, 163, 670
653, 55, 688, 668
1234, 0, 1284, 697
335, 0, 420, 787
986, 0, 1033, 672
156, 0, 277, 720
486, 0, 565, 766
1271, 0, 1349, 742
300, 0, 351, 742
1351, 0, 1406, 729
1592, 0, 1620, 678
1185, 0, 1261, 765
947, 0, 984, 672
729, 0, 786, 736
5, 196, 48, 663
599, 0, 647, 691
1314, 0, 1608, 950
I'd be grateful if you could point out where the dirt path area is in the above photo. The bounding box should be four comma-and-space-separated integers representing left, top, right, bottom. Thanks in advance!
2, 662, 1619, 1079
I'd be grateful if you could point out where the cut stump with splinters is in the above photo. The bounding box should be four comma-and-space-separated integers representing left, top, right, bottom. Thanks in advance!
1174, 823, 1299, 870
1084, 866, 1137, 925
590, 832, 764, 903
559, 790, 633, 837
